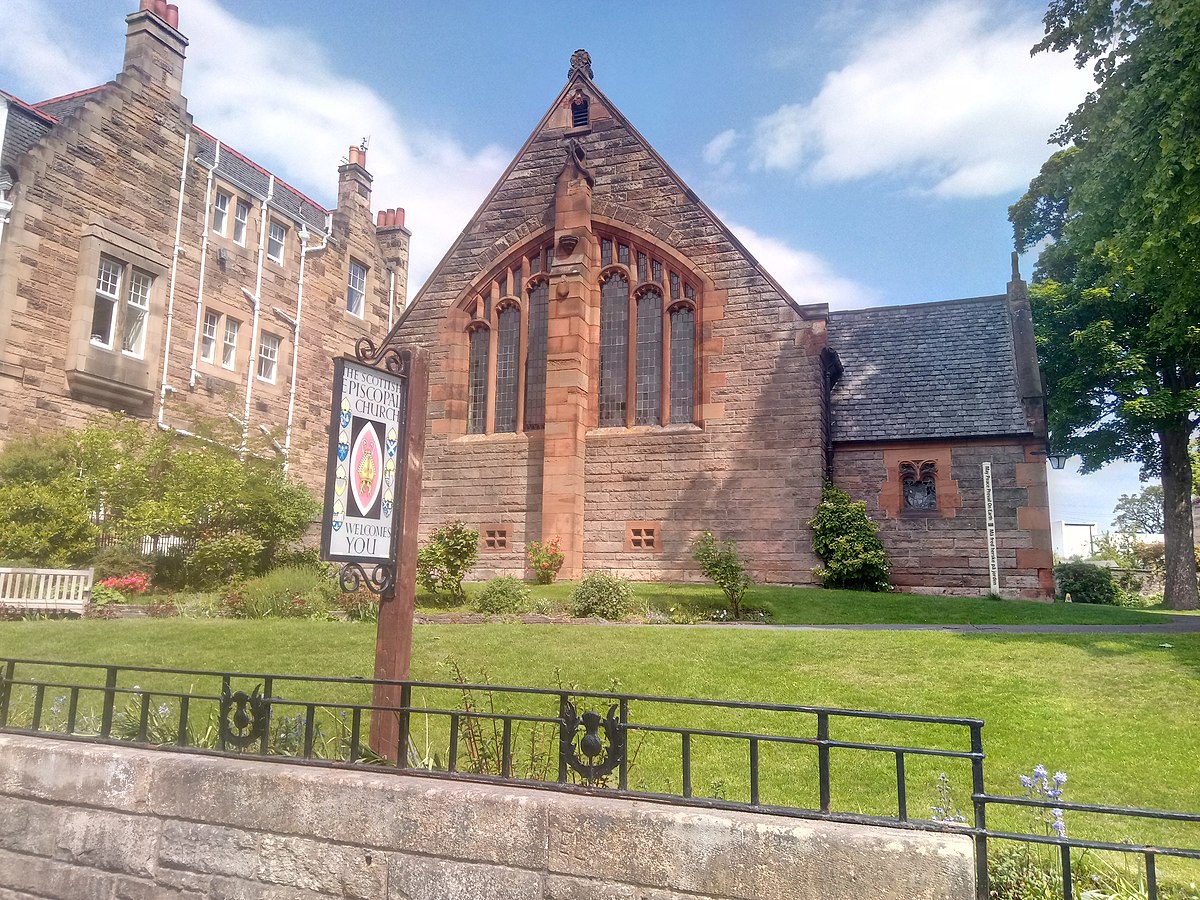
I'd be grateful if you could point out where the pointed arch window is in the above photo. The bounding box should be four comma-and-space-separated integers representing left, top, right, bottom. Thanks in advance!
467, 324, 490, 435
635, 288, 663, 425
524, 279, 549, 431
901, 461, 937, 511
669, 304, 695, 424
599, 272, 630, 427
494, 304, 521, 433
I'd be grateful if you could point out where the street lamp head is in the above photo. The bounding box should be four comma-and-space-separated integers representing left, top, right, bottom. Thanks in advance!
1048, 452, 1069, 470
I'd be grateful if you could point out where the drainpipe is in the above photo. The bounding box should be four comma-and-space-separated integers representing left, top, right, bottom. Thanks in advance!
279, 223, 329, 474
157, 130, 191, 428
0, 101, 10, 251
239, 175, 274, 458
188, 140, 220, 387
387, 266, 396, 330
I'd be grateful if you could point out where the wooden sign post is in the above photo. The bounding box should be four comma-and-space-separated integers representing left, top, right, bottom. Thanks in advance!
320, 340, 427, 761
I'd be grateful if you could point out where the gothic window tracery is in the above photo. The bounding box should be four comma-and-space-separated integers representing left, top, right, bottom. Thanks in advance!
460, 233, 699, 435
901, 461, 937, 511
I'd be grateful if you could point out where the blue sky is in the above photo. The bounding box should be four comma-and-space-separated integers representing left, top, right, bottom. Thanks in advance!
1, 0, 1151, 534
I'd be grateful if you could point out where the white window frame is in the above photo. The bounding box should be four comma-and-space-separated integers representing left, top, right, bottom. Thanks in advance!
222, 318, 240, 370
257, 331, 280, 383
233, 199, 249, 246
200, 310, 220, 363
267, 220, 286, 263
212, 191, 230, 236
91, 256, 122, 349
121, 269, 152, 359
347, 259, 367, 318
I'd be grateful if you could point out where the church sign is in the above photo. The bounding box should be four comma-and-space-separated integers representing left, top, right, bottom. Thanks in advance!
320, 358, 407, 564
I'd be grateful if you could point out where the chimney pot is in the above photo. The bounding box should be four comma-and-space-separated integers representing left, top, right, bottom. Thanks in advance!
395, 208, 405, 228
165, 3, 179, 28
347, 146, 360, 167
153, 0, 168, 17
139, 0, 154, 11
376, 210, 386, 227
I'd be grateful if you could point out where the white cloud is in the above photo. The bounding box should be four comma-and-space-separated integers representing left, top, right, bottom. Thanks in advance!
725, 219, 878, 309
0, 0, 108, 99
750, 1, 1093, 197
702, 129, 738, 166
0, 0, 510, 293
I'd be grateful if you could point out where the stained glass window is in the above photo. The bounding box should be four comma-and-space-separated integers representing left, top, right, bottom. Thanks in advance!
670, 306, 695, 424
670, 272, 681, 300
467, 327, 489, 435
617, 243, 630, 266
599, 274, 629, 427
901, 462, 937, 511
524, 280, 549, 431
637, 252, 648, 284
601, 238, 613, 267
635, 291, 662, 425
494, 306, 520, 433
652, 259, 663, 285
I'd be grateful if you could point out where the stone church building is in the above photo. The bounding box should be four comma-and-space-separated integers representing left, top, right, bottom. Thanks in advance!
0, 1, 406, 484
384, 51, 1054, 598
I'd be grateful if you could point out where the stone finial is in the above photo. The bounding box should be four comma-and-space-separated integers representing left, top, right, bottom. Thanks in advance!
569, 49, 593, 80
1011, 250, 1022, 282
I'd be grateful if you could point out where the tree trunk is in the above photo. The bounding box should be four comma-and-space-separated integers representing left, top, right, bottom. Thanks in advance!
1159, 424, 1198, 610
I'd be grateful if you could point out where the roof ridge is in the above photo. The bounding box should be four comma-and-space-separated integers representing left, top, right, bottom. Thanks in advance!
830, 294, 1007, 316
0, 89, 58, 124
35, 85, 105, 108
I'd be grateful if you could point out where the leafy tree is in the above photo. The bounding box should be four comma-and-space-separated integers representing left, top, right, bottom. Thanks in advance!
1112, 485, 1165, 536
0, 416, 318, 579
1010, 0, 1200, 608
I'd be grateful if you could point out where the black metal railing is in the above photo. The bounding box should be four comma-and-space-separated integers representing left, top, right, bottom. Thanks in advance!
0, 657, 1195, 900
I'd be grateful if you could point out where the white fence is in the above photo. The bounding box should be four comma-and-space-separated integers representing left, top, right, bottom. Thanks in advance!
0, 568, 93, 615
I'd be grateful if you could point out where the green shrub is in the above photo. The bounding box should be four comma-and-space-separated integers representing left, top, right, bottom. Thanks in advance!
90, 583, 126, 607
417, 522, 479, 604
808, 483, 891, 592
526, 538, 565, 585
90, 545, 152, 582
691, 531, 754, 618
569, 572, 634, 620
153, 548, 190, 591
187, 533, 265, 589
0, 481, 97, 566
474, 576, 529, 615
1054, 561, 1120, 605
220, 565, 336, 619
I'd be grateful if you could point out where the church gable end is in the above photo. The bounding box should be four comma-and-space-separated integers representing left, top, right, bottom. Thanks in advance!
390, 52, 829, 584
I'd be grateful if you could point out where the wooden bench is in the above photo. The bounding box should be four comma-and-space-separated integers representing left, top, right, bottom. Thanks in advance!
0, 567, 94, 616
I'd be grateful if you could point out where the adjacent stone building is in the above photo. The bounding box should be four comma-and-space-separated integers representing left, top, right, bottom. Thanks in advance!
0, 0, 408, 490
383, 51, 1054, 597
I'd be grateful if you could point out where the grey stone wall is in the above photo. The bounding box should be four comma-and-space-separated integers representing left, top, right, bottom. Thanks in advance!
0, 733, 975, 900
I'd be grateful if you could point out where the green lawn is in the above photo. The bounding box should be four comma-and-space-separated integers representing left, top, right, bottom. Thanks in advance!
421, 580, 1181, 625
2, 618, 1197, 862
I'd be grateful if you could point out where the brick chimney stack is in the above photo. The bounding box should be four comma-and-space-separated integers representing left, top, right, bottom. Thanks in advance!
123, 0, 188, 97
338, 145, 373, 214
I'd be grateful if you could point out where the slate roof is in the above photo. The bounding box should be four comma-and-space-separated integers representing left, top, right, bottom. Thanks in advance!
1, 91, 56, 169
193, 129, 330, 234
827, 295, 1032, 442
1, 86, 329, 235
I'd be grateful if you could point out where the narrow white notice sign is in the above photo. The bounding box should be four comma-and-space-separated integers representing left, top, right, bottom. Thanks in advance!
982, 462, 999, 594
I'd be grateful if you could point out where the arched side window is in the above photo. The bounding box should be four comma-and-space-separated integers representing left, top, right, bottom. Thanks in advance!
467, 325, 490, 435
524, 279, 549, 431
635, 289, 662, 425
599, 272, 629, 427
494, 304, 521, 433
669, 304, 695, 424
901, 461, 937, 511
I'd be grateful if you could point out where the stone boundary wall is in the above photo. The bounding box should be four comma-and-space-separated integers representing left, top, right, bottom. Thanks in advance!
0, 733, 975, 900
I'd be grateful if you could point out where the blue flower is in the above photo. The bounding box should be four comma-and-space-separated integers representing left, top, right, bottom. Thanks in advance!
1020, 775, 1033, 789
1053, 772, 1068, 786
1033, 764, 1048, 780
